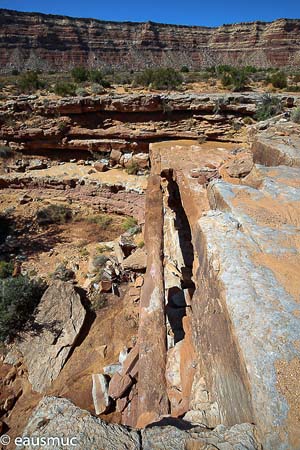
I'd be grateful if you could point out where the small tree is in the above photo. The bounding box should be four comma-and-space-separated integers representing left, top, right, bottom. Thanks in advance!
0, 276, 46, 342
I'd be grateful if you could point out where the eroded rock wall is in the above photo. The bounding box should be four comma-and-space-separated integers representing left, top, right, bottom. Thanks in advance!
1, 9, 300, 71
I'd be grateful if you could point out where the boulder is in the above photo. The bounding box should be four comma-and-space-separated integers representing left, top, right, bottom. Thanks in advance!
7, 281, 86, 393
92, 374, 110, 415
110, 149, 122, 163
123, 248, 147, 271
94, 162, 108, 172
132, 153, 149, 169
225, 153, 254, 178
108, 372, 133, 400
20, 397, 140, 450
19, 396, 261, 450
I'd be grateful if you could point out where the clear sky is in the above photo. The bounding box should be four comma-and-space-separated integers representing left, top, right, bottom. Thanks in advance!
0, 0, 299, 26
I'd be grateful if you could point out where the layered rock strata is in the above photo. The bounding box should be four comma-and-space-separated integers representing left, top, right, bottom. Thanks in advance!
1, 9, 300, 71
1, 93, 299, 158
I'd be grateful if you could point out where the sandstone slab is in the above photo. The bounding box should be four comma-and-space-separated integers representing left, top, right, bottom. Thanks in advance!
7, 281, 86, 393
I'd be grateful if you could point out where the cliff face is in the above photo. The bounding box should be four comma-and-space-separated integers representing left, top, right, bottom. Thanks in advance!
0, 9, 300, 72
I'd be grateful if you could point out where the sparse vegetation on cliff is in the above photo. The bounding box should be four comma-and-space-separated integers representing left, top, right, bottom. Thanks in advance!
134, 68, 183, 90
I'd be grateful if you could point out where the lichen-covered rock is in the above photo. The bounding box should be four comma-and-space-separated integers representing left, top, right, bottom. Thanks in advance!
20, 397, 260, 450
20, 397, 141, 450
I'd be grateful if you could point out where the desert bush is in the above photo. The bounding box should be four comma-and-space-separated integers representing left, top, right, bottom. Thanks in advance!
18, 71, 44, 92
181, 65, 190, 73
75, 87, 88, 97
90, 83, 105, 95
11, 69, 19, 76
292, 73, 300, 83
270, 71, 287, 89
71, 66, 89, 83
287, 85, 300, 92
87, 214, 113, 229
255, 94, 283, 121
122, 216, 138, 231
0, 146, 14, 158
291, 107, 300, 123
36, 204, 72, 226
219, 67, 249, 91
0, 260, 14, 279
89, 69, 104, 84
54, 81, 76, 96
92, 254, 109, 269
134, 68, 183, 90
0, 275, 46, 342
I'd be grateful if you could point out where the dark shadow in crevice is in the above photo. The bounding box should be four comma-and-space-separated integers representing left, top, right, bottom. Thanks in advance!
164, 172, 196, 344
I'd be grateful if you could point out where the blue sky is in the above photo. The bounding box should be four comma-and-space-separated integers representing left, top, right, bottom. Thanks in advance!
0, 0, 299, 26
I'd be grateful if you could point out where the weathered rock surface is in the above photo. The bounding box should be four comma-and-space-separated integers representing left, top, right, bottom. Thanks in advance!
251, 124, 300, 167
20, 396, 141, 450
123, 248, 147, 271
19, 396, 260, 450
150, 139, 300, 449
137, 175, 169, 428
5, 281, 86, 393
92, 374, 110, 415
1, 9, 300, 71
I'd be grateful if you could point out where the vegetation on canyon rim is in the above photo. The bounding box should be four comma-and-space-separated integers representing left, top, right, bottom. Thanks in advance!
1, 64, 300, 98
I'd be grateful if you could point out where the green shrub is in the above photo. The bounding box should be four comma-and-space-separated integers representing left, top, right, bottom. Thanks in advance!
36, 204, 72, 226
181, 66, 190, 73
87, 214, 113, 229
219, 67, 249, 91
287, 85, 300, 92
75, 87, 88, 97
11, 69, 19, 76
54, 81, 76, 96
89, 69, 104, 84
270, 71, 287, 89
292, 73, 300, 83
0, 275, 46, 342
0, 260, 14, 279
134, 68, 183, 90
18, 71, 44, 93
71, 66, 89, 83
291, 107, 300, 124
255, 94, 283, 121
122, 216, 138, 231
0, 146, 14, 158
90, 83, 105, 95
93, 254, 109, 269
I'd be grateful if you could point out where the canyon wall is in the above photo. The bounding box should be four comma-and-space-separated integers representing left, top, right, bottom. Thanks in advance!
1, 9, 300, 72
